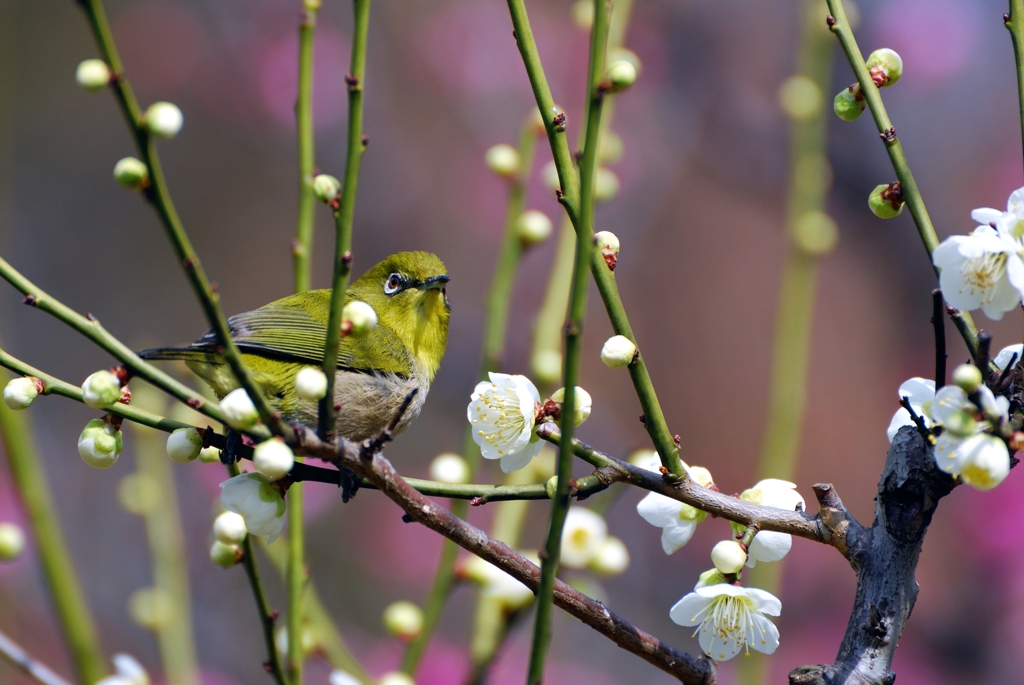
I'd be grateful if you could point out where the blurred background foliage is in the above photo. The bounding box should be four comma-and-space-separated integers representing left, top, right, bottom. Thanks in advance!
1, 0, 1023, 683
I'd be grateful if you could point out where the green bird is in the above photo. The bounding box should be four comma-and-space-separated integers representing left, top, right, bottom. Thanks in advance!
141, 251, 450, 441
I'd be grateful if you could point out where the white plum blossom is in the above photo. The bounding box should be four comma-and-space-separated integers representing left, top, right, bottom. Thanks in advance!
933, 225, 1024, 320
220, 472, 286, 543
734, 480, 805, 567
887, 377, 935, 443
971, 187, 1024, 233
930, 385, 1011, 490
96, 654, 150, 685
560, 507, 608, 568
468, 373, 543, 473
589, 536, 630, 576
637, 458, 714, 554
463, 552, 538, 611
669, 583, 781, 661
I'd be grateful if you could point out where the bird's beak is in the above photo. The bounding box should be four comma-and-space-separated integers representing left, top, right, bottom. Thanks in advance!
419, 274, 451, 291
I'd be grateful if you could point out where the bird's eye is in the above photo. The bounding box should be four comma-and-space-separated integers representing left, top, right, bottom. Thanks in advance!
384, 273, 403, 295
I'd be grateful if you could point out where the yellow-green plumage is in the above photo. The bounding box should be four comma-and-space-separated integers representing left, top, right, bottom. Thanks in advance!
141, 252, 450, 440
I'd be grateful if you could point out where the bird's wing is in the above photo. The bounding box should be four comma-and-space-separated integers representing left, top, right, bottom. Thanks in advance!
188, 304, 411, 377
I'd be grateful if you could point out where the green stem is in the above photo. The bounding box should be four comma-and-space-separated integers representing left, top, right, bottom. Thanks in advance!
228, 462, 287, 685
258, 539, 373, 685
0, 255, 224, 425
287, 484, 305, 685
319, 0, 371, 439
1008, 0, 1024, 179
294, 4, 318, 295
0, 374, 106, 684
526, 3, 608, 682
127, 391, 199, 685
77, 0, 288, 437
739, 3, 833, 683
824, 0, 981, 360
531, 219, 575, 393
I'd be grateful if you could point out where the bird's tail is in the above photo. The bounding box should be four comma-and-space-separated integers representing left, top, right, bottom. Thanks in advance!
137, 346, 222, 364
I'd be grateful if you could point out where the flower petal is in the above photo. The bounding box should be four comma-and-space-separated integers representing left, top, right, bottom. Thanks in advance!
499, 439, 542, 473
636, 492, 682, 528
750, 613, 781, 655
972, 208, 1003, 225
994, 344, 1024, 370
744, 588, 782, 616
748, 531, 792, 564
661, 520, 697, 554
669, 592, 710, 627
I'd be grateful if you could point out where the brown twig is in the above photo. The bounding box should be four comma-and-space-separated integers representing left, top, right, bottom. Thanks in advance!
0, 629, 75, 685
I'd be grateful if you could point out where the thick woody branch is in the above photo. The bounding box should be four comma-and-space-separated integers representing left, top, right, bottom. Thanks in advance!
790, 427, 955, 685
295, 427, 717, 685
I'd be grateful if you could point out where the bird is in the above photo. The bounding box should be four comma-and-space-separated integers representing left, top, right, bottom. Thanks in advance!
140, 251, 450, 442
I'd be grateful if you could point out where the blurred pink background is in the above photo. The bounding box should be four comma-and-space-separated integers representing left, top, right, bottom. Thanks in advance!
1, 0, 1023, 683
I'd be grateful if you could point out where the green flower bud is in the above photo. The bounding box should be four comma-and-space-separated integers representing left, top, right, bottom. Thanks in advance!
82, 370, 122, 408
198, 446, 222, 463
710, 540, 747, 574
792, 210, 839, 256
113, 157, 149, 189
943, 410, 978, 438
78, 418, 123, 469
600, 335, 637, 368
527, 107, 546, 135
572, 0, 593, 30
295, 367, 328, 401
144, 102, 183, 138
550, 386, 592, 427
542, 160, 561, 193
598, 128, 624, 165
516, 210, 553, 247
210, 540, 242, 568
118, 473, 160, 515
834, 84, 866, 121
697, 568, 728, 588
485, 144, 520, 179
75, 59, 111, 91
866, 48, 903, 87
253, 438, 294, 481
609, 48, 642, 75
166, 427, 203, 464
778, 75, 822, 121
3, 376, 39, 410
313, 174, 341, 203
532, 349, 562, 385
868, 181, 904, 219
594, 167, 620, 202
382, 601, 424, 640
0, 523, 26, 562
129, 587, 172, 631
429, 453, 469, 484
342, 300, 378, 338
545, 475, 558, 499
604, 60, 637, 93
952, 363, 983, 393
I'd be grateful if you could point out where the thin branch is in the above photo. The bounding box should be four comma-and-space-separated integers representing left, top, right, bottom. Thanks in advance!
823, 0, 982, 362
294, 428, 718, 685
293, 2, 318, 295
0, 629, 75, 685
319, 0, 372, 439
932, 289, 946, 390
76, 0, 290, 438
1007, 1, 1024, 180
0, 255, 224, 424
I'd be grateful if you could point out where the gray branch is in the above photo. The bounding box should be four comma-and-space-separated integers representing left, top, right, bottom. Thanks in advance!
790, 427, 955, 685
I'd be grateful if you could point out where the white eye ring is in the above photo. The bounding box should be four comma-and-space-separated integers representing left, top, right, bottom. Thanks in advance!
384, 273, 403, 295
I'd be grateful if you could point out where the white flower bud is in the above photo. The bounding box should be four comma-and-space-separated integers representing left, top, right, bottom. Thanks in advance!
313, 174, 341, 203
594, 167, 619, 202
608, 48, 642, 76
144, 102, 184, 139
128, 587, 172, 631
792, 210, 839, 256
4, 377, 39, 410
382, 600, 424, 640
213, 511, 248, 545
598, 129, 623, 165
604, 60, 637, 93
594, 230, 620, 270
118, 473, 159, 515
166, 427, 203, 463
0, 522, 26, 562
952, 363, 983, 393
82, 370, 121, 408
342, 300, 377, 338
329, 672, 362, 685
378, 673, 415, 685
572, 0, 593, 29
198, 446, 222, 463
295, 367, 328, 401
866, 48, 903, 87
542, 161, 561, 193
527, 106, 546, 135
550, 386, 592, 427
113, 157, 149, 189
868, 182, 904, 219
220, 388, 259, 429
210, 540, 241, 569
589, 536, 630, 575
78, 418, 123, 469
516, 210, 553, 247
710, 540, 747, 574
834, 83, 866, 121
485, 144, 520, 179
545, 475, 558, 499
628, 449, 658, 469
600, 335, 637, 368
76, 59, 111, 91
778, 75, 822, 121
532, 350, 562, 385
429, 453, 469, 484
253, 438, 294, 481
